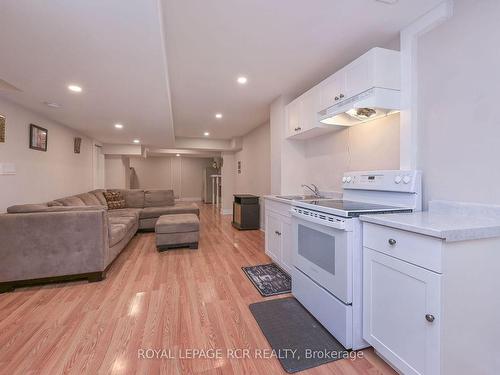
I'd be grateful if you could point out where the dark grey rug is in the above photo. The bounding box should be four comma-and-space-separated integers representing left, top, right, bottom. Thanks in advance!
249, 297, 348, 373
242, 263, 291, 297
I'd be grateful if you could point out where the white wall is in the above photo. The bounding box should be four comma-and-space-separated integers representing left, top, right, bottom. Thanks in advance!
234, 122, 271, 196
417, 0, 500, 207
105, 155, 130, 189
129, 155, 212, 199
221, 152, 235, 214
0, 98, 93, 212
304, 114, 400, 192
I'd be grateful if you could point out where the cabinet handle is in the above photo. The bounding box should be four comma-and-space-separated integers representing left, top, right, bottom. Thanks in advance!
388, 238, 397, 246
339, 93, 344, 99
425, 314, 435, 323
275, 230, 281, 236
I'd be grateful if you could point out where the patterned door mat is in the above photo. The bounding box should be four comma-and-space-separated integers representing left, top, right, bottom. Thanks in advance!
250, 297, 349, 373
242, 263, 291, 297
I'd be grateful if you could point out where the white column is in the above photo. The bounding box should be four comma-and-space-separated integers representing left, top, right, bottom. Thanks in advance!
212, 176, 215, 205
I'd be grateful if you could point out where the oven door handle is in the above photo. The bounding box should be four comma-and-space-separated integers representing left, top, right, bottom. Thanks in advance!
291, 210, 347, 231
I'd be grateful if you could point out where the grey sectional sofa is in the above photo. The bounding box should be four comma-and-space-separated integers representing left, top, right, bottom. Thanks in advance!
0, 189, 199, 292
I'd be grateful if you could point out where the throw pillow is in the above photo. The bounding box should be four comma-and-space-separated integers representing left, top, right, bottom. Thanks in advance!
103, 191, 126, 210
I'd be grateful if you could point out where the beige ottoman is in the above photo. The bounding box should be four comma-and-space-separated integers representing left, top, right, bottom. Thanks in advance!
155, 214, 199, 251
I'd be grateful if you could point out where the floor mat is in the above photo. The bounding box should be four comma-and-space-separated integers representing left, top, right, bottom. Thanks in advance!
242, 263, 291, 297
249, 297, 348, 373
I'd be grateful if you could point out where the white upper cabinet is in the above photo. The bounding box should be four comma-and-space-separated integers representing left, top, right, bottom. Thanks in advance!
286, 87, 329, 140
286, 47, 400, 140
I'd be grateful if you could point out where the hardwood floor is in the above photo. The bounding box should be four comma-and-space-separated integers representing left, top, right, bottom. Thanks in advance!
0, 203, 396, 375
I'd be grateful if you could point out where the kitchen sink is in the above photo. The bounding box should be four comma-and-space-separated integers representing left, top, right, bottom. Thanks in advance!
276, 195, 327, 201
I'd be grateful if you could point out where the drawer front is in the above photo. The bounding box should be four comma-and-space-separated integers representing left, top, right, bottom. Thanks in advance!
265, 199, 292, 217
292, 267, 352, 349
363, 223, 442, 273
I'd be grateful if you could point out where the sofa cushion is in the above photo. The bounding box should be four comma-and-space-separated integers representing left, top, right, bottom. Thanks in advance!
77, 192, 102, 206
107, 208, 141, 221
103, 191, 126, 210
139, 203, 199, 219
109, 224, 128, 247
47, 200, 63, 207
7, 203, 49, 213
108, 215, 137, 246
56, 196, 86, 206
155, 213, 199, 234
7, 205, 105, 214
89, 189, 108, 208
110, 189, 144, 208
144, 190, 174, 207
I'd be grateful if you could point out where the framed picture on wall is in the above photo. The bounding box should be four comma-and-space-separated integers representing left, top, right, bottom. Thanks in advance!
29, 124, 48, 151
0, 114, 5, 143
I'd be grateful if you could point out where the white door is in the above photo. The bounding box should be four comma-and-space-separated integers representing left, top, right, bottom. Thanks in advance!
363, 248, 441, 375
265, 212, 282, 263
319, 70, 345, 111
280, 217, 293, 275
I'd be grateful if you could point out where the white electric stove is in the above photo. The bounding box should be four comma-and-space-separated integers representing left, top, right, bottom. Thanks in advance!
291, 170, 422, 350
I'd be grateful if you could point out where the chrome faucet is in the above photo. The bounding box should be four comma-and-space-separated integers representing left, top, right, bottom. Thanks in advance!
301, 184, 321, 198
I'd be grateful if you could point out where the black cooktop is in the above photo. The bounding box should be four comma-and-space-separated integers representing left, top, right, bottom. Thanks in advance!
300, 199, 413, 217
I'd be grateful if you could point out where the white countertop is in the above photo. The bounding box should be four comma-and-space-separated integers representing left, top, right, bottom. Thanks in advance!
264, 191, 343, 205
360, 200, 500, 242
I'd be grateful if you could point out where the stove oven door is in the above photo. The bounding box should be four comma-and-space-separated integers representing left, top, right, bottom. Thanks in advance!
292, 215, 353, 304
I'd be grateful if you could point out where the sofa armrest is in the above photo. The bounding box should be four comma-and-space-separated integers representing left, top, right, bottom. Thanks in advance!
0, 209, 109, 282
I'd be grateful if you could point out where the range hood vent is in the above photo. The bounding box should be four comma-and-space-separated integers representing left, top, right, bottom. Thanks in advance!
318, 87, 400, 127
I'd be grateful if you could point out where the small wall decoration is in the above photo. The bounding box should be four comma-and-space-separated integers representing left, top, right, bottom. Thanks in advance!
74, 137, 82, 154
29, 124, 48, 151
0, 114, 5, 143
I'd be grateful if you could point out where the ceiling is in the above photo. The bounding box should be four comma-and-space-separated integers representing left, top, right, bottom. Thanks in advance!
0, 0, 443, 146
164, 0, 443, 139
0, 0, 175, 147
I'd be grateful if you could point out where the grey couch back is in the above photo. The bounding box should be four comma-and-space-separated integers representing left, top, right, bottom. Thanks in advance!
6, 189, 175, 213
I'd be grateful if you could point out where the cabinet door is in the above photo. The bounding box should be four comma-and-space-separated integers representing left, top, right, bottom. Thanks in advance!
343, 51, 373, 99
265, 212, 282, 263
299, 89, 320, 133
280, 217, 293, 275
286, 99, 301, 137
319, 70, 345, 111
363, 248, 441, 375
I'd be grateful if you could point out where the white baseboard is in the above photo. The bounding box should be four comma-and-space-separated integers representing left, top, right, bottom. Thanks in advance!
176, 197, 202, 202
220, 208, 232, 215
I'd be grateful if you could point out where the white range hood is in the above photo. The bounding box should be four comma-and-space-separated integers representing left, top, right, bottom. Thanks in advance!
318, 87, 400, 127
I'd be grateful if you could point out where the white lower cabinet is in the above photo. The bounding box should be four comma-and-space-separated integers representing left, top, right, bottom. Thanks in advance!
362, 222, 500, 375
363, 248, 441, 375
264, 199, 293, 275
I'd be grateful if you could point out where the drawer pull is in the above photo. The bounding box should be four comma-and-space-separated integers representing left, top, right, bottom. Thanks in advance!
275, 230, 282, 236
388, 238, 397, 246
425, 314, 435, 323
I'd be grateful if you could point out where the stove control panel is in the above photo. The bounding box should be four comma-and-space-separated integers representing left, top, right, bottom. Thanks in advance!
342, 170, 421, 193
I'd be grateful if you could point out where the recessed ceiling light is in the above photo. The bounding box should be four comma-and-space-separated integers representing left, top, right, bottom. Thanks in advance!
114, 123, 123, 129
176, 153, 180, 157
43, 101, 60, 108
133, 139, 140, 143
237, 76, 248, 85
215, 113, 223, 119
68, 84, 82, 93
204, 132, 210, 136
